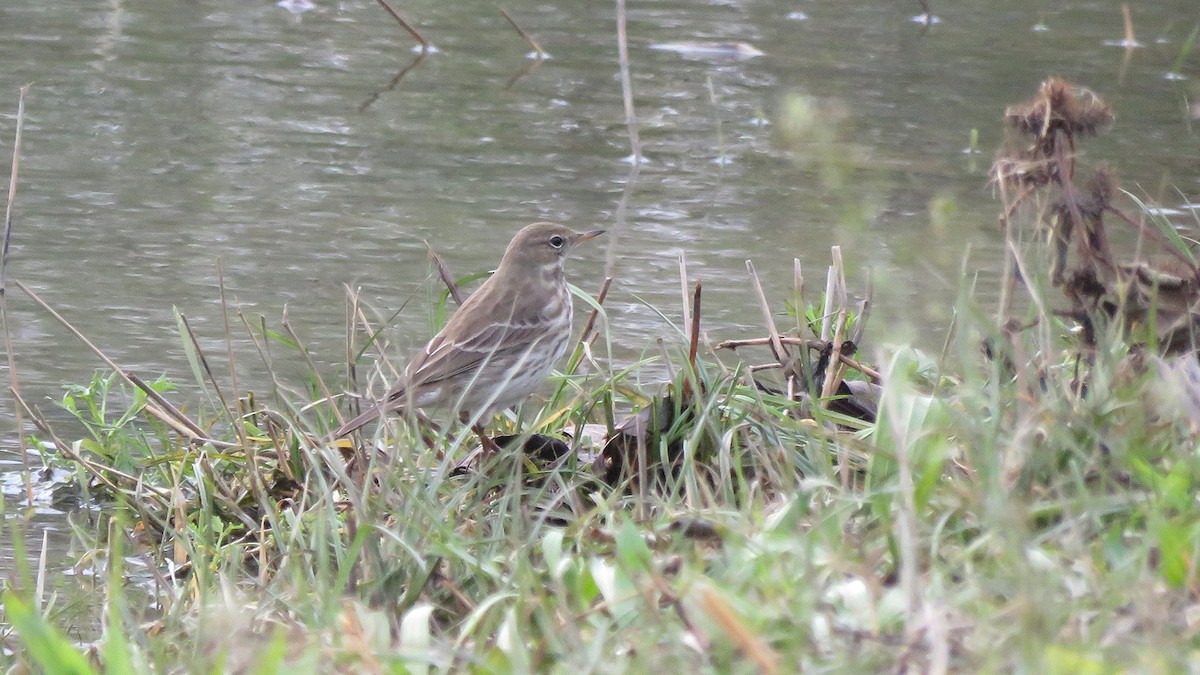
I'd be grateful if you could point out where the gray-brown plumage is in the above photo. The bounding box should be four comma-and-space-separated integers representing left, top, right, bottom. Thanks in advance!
335, 222, 603, 437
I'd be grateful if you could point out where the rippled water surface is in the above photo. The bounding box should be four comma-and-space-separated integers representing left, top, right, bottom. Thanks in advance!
1, 0, 1198, 595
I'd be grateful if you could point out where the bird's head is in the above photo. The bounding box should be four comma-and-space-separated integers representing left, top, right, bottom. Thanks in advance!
497, 222, 604, 273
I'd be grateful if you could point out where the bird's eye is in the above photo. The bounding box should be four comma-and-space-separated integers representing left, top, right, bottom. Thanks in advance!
549, 235, 565, 249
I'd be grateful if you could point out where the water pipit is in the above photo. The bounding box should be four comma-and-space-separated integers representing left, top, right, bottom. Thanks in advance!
335, 222, 604, 441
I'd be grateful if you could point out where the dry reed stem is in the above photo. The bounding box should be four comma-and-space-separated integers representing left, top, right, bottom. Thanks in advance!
820, 266, 836, 341
1, 85, 30, 506
821, 309, 849, 401
9, 387, 170, 505
171, 483, 187, 566
615, 0, 642, 162
636, 409, 649, 521
696, 585, 780, 674
716, 337, 882, 382
1, 85, 26, 292
428, 244, 464, 306
792, 258, 805, 331
132, 386, 235, 450
746, 261, 796, 383
655, 336, 676, 383
279, 308, 339, 446
35, 529, 47, 610
13, 280, 214, 444
178, 313, 234, 424
688, 281, 702, 369
580, 276, 613, 345
1106, 202, 1195, 268
217, 262, 251, 455
343, 284, 362, 424
499, 8, 549, 59
790, 257, 811, 388
374, 0, 430, 50
818, 248, 849, 404
830, 308, 851, 488
679, 253, 691, 332
852, 275, 873, 346
128, 373, 211, 439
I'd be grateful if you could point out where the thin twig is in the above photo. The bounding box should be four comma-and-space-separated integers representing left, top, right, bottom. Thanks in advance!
499, 7, 549, 59
793, 258, 805, 335
428, 244, 464, 306
688, 281, 701, 370
1106, 204, 1195, 268
177, 314, 233, 428
136, 400, 235, 450
1, 84, 27, 294
10, 388, 170, 505
822, 310, 849, 401
127, 373, 229, 446
13, 280, 211, 442
852, 274, 873, 347
716, 337, 881, 382
696, 586, 780, 674
746, 261, 792, 371
344, 284, 361, 422
830, 306, 850, 489
786, 256, 808, 402
679, 253, 691, 334
1121, 4, 1136, 45
35, 529, 46, 611
820, 266, 835, 341
615, 0, 641, 162
217, 261, 250, 451
1, 85, 32, 507
580, 276, 613, 344
280, 305, 339, 444
374, 0, 431, 50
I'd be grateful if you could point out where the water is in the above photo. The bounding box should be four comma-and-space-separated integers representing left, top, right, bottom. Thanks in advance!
1, 0, 1198, 599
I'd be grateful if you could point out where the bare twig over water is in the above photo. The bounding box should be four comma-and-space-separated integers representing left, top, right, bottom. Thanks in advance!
374, 0, 432, 51
2, 84, 31, 506
500, 7, 549, 59
615, 0, 642, 162
428, 244, 464, 306
14, 280, 233, 449
746, 261, 799, 391
580, 276, 613, 345
1, 85, 26, 294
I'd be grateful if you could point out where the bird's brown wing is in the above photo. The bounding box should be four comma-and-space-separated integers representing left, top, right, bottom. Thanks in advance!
398, 314, 552, 394
334, 319, 549, 437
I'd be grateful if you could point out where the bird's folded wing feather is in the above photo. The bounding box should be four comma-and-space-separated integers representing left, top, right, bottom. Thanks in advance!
391, 317, 550, 397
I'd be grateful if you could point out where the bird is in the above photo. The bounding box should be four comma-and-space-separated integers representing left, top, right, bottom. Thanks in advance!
334, 222, 604, 439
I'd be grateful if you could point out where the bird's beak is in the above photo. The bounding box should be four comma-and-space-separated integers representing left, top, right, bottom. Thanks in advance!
575, 228, 605, 243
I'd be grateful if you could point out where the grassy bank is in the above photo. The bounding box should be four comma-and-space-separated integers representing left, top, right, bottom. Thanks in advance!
4, 81, 1200, 673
